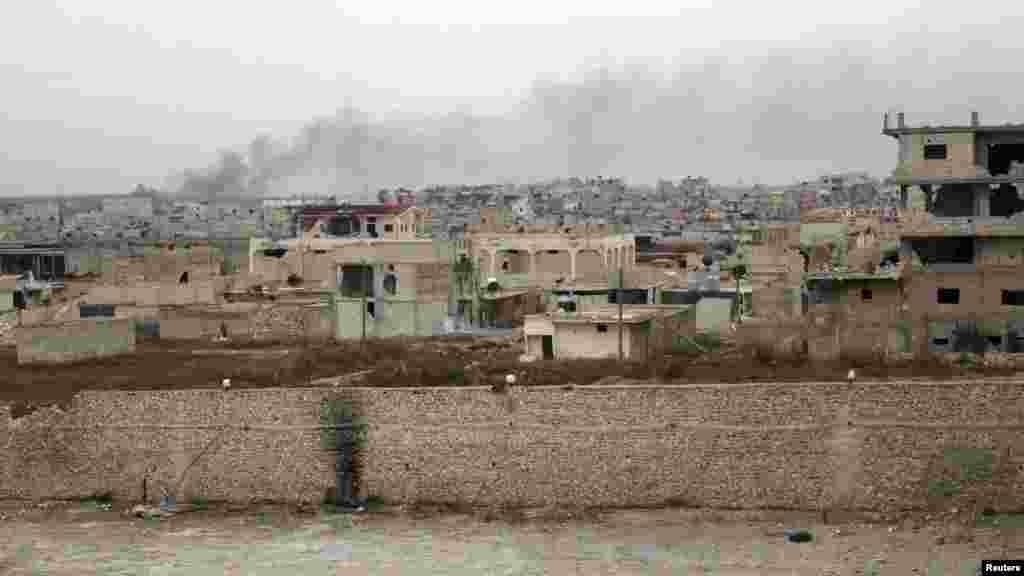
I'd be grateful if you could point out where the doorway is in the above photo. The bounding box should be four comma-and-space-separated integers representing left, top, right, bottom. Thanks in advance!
542, 335, 554, 359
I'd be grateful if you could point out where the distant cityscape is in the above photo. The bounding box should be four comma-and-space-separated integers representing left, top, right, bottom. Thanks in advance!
0, 172, 896, 245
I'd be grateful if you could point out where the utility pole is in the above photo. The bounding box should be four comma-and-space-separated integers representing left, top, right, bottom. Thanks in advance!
299, 189, 305, 281
207, 189, 214, 275
361, 260, 368, 347
618, 265, 624, 361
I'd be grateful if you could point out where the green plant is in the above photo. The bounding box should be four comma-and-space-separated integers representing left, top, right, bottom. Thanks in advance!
928, 446, 995, 500
363, 495, 386, 512
79, 492, 112, 504
928, 478, 961, 499
189, 496, 210, 511
318, 398, 367, 451
446, 366, 467, 385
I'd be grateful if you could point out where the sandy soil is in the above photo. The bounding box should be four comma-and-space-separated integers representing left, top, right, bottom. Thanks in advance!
0, 502, 1020, 575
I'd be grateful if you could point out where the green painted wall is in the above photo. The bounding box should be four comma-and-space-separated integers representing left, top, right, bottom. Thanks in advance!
800, 222, 847, 245
0, 290, 12, 312
335, 299, 448, 339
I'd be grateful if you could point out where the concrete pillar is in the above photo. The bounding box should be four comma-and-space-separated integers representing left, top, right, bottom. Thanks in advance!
975, 184, 991, 218
528, 250, 537, 278
487, 249, 496, 277
569, 249, 577, 279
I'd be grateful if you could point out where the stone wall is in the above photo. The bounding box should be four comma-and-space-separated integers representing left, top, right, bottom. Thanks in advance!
15, 318, 136, 364
1, 380, 1022, 512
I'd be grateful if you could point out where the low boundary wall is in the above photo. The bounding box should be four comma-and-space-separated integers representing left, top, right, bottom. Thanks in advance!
1, 379, 1022, 512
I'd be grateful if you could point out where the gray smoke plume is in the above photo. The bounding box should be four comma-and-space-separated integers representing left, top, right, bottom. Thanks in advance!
172, 26, 1024, 199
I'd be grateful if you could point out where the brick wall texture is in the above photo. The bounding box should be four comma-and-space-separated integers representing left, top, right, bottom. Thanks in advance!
1, 380, 1022, 512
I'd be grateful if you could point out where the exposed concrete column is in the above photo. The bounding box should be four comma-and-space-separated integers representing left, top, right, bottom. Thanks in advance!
486, 249, 497, 277
529, 250, 537, 279
569, 249, 578, 279
975, 184, 991, 218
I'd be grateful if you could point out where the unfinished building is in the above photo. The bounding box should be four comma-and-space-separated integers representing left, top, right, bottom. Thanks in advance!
464, 207, 635, 287
884, 112, 1024, 354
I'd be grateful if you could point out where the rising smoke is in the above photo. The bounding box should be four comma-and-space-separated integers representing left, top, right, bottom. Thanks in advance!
172, 30, 1024, 200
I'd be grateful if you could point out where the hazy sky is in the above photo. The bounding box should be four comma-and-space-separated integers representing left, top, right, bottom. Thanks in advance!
3, 1, 1024, 197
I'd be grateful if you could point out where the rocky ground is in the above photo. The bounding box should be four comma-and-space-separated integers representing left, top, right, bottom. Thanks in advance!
0, 501, 1020, 575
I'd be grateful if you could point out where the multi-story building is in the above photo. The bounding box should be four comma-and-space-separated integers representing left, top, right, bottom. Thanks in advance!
249, 202, 451, 338
883, 111, 1024, 353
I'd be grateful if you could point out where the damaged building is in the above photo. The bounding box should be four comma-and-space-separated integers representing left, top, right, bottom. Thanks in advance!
456, 207, 636, 326
250, 202, 454, 338
884, 112, 1024, 354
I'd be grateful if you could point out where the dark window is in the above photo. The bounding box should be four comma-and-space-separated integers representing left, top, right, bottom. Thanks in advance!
597, 324, 608, 333
366, 301, 375, 318
924, 144, 948, 160
861, 288, 873, 302
937, 288, 960, 304
1002, 290, 1024, 306
988, 336, 1003, 347
384, 224, 394, 232
932, 337, 950, 346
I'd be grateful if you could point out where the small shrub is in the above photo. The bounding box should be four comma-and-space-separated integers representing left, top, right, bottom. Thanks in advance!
364, 495, 386, 512
79, 492, 113, 505
189, 496, 210, 511
446, 366, 467, 385
692, 332, 722, 351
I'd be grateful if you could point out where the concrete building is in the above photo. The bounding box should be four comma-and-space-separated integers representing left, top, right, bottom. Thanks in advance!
804, 270, 905, 359
884, 111, 1024, 354
522, 305, 693, 361
0, 274, 15, 312
250, 203, 453, 339
464, 207, 635, 289
0, 241, 65, 281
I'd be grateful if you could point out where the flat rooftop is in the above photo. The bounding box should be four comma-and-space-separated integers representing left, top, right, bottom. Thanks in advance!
527, 305, 690, 325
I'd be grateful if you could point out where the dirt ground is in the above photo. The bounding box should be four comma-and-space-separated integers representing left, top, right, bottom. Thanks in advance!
4, 334, 1019, 416
0, 501, 1020, 575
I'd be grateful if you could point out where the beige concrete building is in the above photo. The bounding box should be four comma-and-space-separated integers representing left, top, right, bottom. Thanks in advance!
249, 204, 454, 338
464, 208, 635, 288
523, 305, 693, 361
